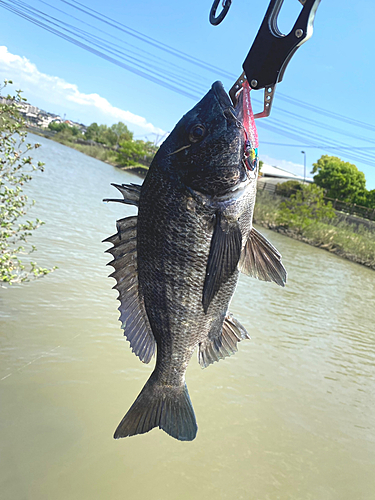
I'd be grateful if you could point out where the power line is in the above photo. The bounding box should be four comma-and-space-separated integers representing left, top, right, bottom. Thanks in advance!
1, 0, 375, 169
37, 0, 209, 85
0, 0, 204, 100
61, 0, 235, 80
61, 0, 375, 134
9, 0, 207, 94
4, 0, 375, 137
277, 92, 375, 134
261, 142, 375, 150
258, 121, 375, 167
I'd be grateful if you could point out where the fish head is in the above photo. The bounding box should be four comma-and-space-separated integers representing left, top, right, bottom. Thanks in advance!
158, 81, 258, 198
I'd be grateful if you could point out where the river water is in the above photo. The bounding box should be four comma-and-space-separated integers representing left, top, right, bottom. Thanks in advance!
1, 135, 374, 500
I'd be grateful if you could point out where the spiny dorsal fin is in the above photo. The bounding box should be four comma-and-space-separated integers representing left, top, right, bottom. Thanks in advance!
202, 212, 242, 313
103, 183, 141, 206
239, 227, 287, 286
198, 313, 250, 369
104, 215, 156, 363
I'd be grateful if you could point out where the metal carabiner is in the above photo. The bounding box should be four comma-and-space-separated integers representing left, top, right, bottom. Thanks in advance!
209, 0, 232, 26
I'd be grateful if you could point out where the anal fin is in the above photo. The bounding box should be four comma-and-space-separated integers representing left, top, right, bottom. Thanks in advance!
198, 313, 250, 369
239, 227, 287, 286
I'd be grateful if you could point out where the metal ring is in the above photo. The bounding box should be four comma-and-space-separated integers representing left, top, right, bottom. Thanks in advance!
209, 0, 232, 26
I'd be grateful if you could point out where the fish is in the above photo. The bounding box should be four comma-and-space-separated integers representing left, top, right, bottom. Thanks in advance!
104, 81, 286, 441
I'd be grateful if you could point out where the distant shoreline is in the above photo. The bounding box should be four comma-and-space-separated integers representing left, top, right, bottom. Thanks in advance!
254, 191, 375, 271
28, 126, 375, 270
27, 125, 149, 178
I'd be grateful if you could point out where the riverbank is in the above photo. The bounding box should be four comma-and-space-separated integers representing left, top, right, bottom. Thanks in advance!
27, 125, 149, 177
27, 127, 375, 269
254, 191, 375, 270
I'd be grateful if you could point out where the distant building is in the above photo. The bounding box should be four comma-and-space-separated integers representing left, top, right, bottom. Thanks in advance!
1, 96, 81, 131
24, 112, 39, 125
259, 163, 313, 184
0, 96, 11, 105
38, 115, 54, 128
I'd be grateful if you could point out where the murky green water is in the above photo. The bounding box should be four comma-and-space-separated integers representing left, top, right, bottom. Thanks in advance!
1, 135, 374, 500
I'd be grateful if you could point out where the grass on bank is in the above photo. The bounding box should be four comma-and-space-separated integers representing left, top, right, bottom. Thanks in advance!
254, 190, 375, 269
51, 135, 118, 164
32, 126, 375, 270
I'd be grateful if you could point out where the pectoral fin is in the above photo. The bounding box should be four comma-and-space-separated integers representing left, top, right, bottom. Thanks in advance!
103, 183, 141, 206
202, 213, 242, 313
239, 227, 287, 286
198, 313, 250, 368
104, 215, 156, 363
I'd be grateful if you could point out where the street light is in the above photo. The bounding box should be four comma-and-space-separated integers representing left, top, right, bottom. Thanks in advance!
301, 151, 306, 184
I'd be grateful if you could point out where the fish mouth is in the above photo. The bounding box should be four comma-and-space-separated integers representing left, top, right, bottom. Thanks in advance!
210, 81, 258, 193
211, 81, 234, 111
211, 81, 244, 121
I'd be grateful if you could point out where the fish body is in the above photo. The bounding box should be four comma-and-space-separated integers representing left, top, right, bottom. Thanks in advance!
105, 82, 286, 441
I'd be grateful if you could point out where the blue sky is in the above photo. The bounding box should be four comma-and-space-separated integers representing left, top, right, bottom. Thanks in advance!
1, 0, 375, 189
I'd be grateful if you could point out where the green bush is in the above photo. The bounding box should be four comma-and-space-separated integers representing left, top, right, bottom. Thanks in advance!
0, 80, 55, 284
275, 180, 303, 198
117, 139, 158, 168
276, 184, 336, 233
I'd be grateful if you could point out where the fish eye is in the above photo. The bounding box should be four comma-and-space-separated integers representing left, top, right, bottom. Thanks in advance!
189, 124, 206, 143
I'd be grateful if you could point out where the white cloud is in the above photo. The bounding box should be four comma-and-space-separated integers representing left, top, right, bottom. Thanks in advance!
0, 46, 165, 135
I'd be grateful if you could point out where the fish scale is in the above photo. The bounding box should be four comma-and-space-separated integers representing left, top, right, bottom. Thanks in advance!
105, 81, 287, 441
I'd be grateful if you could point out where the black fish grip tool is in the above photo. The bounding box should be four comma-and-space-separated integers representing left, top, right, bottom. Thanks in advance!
210, 0, 321, 118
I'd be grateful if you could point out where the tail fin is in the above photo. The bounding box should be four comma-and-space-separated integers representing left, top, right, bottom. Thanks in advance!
114, 372, 197, 441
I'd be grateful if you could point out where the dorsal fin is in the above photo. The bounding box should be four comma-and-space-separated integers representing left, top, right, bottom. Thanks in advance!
202, 212, 242, 313
239, 227, 287, 286
104, 215, 156, 363
198, 313, 250, 368
103, 183, 141, 206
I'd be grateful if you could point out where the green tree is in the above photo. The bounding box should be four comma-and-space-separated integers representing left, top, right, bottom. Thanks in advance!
276, 183, 336, 233
312, 155, 366, 203
365, 189, 375, 208
117, 139, 158, 168
109, 122, 133, 145
48, 121, 69, 133
84, 122, 101, 141
0, 80, 55, 284
48, 122, 81, 141
275, 180, 303, 198
84, 121, 133, 147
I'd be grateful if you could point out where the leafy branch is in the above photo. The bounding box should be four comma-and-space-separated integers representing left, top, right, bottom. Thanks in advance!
0, 80, 56, 284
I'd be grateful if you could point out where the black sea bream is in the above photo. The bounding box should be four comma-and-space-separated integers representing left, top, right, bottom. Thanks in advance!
104, 81, 286, 441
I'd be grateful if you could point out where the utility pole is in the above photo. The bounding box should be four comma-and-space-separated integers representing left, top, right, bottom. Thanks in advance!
301, 150, 306, 184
